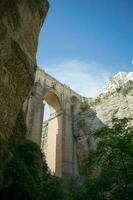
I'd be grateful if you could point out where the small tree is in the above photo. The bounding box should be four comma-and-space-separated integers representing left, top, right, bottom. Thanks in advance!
84, 118, 133, 200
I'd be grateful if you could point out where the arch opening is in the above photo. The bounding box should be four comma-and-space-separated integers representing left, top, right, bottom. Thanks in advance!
70, 95, 79, 105
43, 101, 50, 121
41, 91, 63, 177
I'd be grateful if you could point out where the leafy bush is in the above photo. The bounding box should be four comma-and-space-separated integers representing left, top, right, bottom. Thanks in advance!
0, 111, 65, 200
84, 118, 133, 200
1, 111, 133, 200
66, 118, 133, 200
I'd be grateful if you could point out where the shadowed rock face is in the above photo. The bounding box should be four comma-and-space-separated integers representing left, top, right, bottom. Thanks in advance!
0, 0, 49, 137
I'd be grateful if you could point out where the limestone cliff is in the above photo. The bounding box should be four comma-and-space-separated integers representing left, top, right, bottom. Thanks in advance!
74, 80, 133, 174
103, 71, 133, 93
0, 0, 49, 137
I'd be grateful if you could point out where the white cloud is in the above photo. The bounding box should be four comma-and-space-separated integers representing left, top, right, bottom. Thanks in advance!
39, 60, 112, 97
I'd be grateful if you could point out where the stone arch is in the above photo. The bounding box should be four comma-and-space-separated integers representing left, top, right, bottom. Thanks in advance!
43, 90, 61, 112
41, 90, 63, 177
26, 69, 83, 179
70, 95, 79, 105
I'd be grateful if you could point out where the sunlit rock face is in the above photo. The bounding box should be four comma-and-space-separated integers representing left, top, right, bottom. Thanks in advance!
74, 75, 133, 176
94, 72, 133, 125
103, 72, 133, 94
0, 0, 49, 137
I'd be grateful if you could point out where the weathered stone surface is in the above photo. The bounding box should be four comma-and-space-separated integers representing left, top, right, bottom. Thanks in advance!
26, 69, 133, 177
94, 91, 133, 125
0, 0, 49, 137
73, 105, 104, 175
26, 68, 83, 178
74, 89, 133, 175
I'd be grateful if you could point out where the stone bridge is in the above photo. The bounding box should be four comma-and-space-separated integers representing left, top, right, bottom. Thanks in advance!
25, 68, 83, 178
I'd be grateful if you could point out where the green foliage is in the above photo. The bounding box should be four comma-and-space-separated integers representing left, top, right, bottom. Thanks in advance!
80, 99, 90, 111
84, 93, 110, 107
66, 184, 87, 200
88, 96, 102, 106
0, 135, 66, 200
123, 81, 133, 94
84, 118, 133, 200
38, 175, 65, 200
66, 118, 133, 200
0, 111, 65, 200
84, 81, 133, 107
1, 112, 133, 200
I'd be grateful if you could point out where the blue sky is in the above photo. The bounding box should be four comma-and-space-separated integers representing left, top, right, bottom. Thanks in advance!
37, 0, 133, 97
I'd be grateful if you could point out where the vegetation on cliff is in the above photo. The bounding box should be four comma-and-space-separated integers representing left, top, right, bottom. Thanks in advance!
0, 113, 133, 200
0, 111, 65, 200
85, 80, 133, 107
67, 118, 133, 200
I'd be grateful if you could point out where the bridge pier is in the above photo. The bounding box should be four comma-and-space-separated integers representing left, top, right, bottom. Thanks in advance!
25, 68, 81, 179
26, 92, 44, 145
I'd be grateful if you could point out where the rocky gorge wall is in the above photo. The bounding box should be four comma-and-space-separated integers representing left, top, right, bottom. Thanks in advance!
74, 84, 133, 175
0, 0, 49, 137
